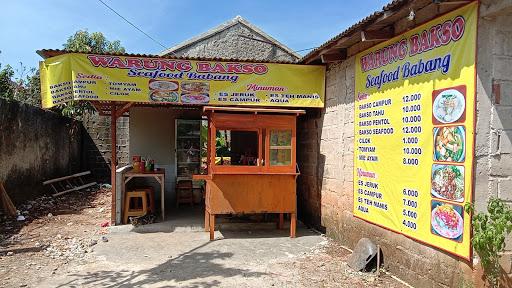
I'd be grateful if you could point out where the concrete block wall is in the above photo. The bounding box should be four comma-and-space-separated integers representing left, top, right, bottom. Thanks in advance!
82, 112, 129, 183
171, 22, 298, 62
0, 99, 82, 204
475, 5, 512, 209
297, 3, 512, 286
298, 56, 475, 287
475, 2, 512, 282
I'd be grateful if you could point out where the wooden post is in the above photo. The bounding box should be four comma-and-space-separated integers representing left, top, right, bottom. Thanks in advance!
277, 213, 284, 229
209, 213, 215, 240
376, 245, 381, 277
205, 209, 210, 231
290, 213, 296, 238
110, 104, 117, 224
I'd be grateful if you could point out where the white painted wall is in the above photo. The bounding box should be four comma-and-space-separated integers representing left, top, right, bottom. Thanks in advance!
129, 107, 201, 207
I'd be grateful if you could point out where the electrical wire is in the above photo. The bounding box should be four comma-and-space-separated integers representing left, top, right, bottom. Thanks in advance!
96, 0, 174, 54
97, 0, 316, 58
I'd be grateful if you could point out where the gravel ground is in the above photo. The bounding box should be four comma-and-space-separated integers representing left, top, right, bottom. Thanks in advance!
0, 187, 111, 288
0, 188, 410, 288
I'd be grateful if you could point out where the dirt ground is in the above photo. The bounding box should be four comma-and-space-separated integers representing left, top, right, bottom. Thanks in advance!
0, 187, 112, 288
0, 188, 410, 288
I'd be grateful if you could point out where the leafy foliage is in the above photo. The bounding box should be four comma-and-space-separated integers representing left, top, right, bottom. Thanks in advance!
465, 198, 512, 288
0, 31, 125, 118
0, 60, 40, 107
52, 30, 125, 119
63, 30, 125, 54
0, 64, 15, 99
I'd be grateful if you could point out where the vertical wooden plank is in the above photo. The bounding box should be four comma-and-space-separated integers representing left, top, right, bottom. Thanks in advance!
258, 128, 263, 166
206, 115, 211, 173
110, 104, 117, 225
290, 213, 296, 238
205, 209, 210, 231
493, 81, 501, 104
0, 182, 16, 216
209, 116, 216, 172
209, 214, 215, 240
278, 213, 284, 229
161, 175, 165, 221
292, 117, 297, 169
121, 174, 126, 224
264, 127, 270, 172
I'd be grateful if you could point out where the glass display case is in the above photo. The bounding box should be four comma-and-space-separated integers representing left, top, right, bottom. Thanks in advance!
269, 130, 292, 166
175, 119, 201, 181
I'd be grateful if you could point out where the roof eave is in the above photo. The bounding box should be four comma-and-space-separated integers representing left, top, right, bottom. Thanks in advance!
35, 49, 298, 64
300, 0, 475, 64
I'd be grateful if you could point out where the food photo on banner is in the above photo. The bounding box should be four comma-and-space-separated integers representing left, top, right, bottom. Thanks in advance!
353, 1, 477, 259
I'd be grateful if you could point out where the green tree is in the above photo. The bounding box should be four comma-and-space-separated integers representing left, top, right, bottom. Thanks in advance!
12, 63, 40, 107
57, 30, 125, 118
0, 48, 41, 106
0, 31, 125, 114
0, 64, 15, 99
64, 30, 125, 54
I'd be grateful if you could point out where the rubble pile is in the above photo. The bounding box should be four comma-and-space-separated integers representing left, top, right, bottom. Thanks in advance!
43, 236, 97, 262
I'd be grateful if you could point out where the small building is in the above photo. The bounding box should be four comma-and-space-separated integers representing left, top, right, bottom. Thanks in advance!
37, 1, 512, 286
81, 15, 301, 186
128, 16, 301, 209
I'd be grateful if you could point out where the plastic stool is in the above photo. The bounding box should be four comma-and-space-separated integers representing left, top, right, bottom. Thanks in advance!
123, 190, 148, 224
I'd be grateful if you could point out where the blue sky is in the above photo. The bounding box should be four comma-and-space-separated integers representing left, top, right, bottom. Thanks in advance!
0, 0, 390, 72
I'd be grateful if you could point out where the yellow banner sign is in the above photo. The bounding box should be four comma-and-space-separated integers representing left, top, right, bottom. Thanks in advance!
354, 2, 477, 259
39, 54, 325, 108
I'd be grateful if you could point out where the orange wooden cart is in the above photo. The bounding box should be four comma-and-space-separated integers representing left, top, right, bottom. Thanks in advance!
194, 106, 304, 240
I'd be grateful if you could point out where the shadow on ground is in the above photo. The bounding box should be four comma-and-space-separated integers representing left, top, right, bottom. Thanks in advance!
55, 241, 267, 288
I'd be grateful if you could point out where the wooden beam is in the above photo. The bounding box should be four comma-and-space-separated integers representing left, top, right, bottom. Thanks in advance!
361, 29, 394, 42
320, 49, 347, 63
110, 105, 117, 224
43, 171, 91, 185
0, 183, 16, 217
115, 102, 134, 119
436, 1, 471, 5
90, 101, 109, 116
332, 36, 351, 48
203, 106, 306, 115
375, 10, 394, 22
52, 182, 97, 197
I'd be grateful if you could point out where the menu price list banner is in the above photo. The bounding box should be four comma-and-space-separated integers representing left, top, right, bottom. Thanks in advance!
353, 2, 477, 259
40, 54, 325, 109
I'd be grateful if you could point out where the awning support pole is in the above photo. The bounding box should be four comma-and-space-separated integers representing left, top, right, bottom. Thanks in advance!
110, 103, 117, 224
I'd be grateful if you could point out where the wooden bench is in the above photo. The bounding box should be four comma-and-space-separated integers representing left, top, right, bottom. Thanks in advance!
43, 171, 97, 197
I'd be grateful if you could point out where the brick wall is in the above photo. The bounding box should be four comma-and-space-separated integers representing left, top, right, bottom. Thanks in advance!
297, 2, 512, 286
474, 3, 512, 279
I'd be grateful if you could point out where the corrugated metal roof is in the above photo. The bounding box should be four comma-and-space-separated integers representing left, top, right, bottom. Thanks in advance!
300, 0, 409, 63
36, 49, 299, 64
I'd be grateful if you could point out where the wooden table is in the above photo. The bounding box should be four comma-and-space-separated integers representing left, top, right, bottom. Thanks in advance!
122, 168, 165, 221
